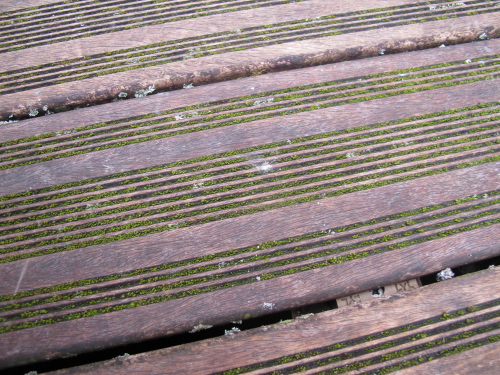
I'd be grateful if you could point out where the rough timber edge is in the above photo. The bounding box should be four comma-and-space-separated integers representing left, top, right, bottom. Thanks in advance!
1, 11, 498, 120
2, 38, 499, 146
0, 1, 495, 79
46, 267, 500, 375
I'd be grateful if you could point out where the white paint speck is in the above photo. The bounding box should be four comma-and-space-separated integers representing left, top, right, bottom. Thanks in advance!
28, 108, 39, 117
436, 268, 455, 281
298, 313, 314, 319
262, 302, 275, 310
189, 324, 212, 333
224, 327, 241, 335
371, 287, 385, 298
346, 151, 358, 158
255, 162, 273, 173
134, 85, 155, 98
253, 97, 274, 106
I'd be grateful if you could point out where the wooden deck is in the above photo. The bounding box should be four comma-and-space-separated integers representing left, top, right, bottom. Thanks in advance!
0, 0, 499, 373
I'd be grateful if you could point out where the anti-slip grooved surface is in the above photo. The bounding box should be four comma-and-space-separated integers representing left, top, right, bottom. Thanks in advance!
0, 0, 497, 93
48, 268, 500, 375
0, 37, 499, 369
0, 0, 308, 51
1, 0, 499, 372
0, 0, 499, 119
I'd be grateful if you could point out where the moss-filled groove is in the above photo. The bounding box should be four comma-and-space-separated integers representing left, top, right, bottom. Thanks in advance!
0, 102, 497, 205
0, 151, 497, 264
0, 129, 497, 243
0, 0, 309, 52
0, 212, 498, 333
1, 63, 499, 170
0, 123, 498, 229
0, 0, 266, 31
307, 329, 499, 375
0, 196, 497, 317
2, 57, 499, 155
0, 191, 495, 306
1, 0, 300, 38
0, 153, 498, 262
2, 56, 498, 151
218, 309, 500, 375
1, 137, 498, 252
0, 113, 497, 220
0, 0, 496, 90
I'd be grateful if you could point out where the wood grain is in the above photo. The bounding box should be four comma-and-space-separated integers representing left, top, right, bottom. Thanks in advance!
1, 38, 499, 369
1, 0, 498, 119
1, 1, 499, 371
47, 267, 500, 374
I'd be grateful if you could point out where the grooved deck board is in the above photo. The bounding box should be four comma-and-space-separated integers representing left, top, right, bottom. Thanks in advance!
1, 0, 499, 119
1, 1, 500, 372
47, 267, 500, 375
1, 36, 499, 369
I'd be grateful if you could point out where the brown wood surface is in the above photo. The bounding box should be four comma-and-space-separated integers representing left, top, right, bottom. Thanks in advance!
1, 0, 498, 119
48, 267, 500, 374
1, 36, 499, 369
0, 0, 62, 12
1, 1, 500, 372
394, 342, 500, 375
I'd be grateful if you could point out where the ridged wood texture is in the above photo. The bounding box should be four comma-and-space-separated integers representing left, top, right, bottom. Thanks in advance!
47, 267, 500, 374
0, 0, 499, 119
1, 0, 500, 371
1, 37, 499, 369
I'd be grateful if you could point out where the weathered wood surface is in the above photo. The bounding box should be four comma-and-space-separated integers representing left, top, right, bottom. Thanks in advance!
394, 342, 500, 375
47, 267, 500, 374
1, 36, 499, 369
1, 0, 499, 119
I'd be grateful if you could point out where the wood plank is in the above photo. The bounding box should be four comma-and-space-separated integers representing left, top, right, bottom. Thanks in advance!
1, 38, 499, 369
1, 0, 498, 119
0, 0, 62, 12
394, 342, 500, 375
46, 267, 500, 374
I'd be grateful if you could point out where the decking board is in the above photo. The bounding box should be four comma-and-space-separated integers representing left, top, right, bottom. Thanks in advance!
1, 38, 499, 369
1, 0, 498, 119
46, 267, 500, 374
1, 0, 499, 372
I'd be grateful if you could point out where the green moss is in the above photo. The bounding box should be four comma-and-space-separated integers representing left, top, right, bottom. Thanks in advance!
2, 0, 310, 51
218, 305, 498, 374
1, 146, 498, 257
1, 199, 498, 328
1, 101, 491, 207
2, 63, 499, 169
2, 3, 497, 89
4, 188, 492, 303
2, 130, 496, 242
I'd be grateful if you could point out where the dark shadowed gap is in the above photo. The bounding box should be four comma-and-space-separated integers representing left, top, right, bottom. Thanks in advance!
4, 254, 498, 375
